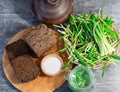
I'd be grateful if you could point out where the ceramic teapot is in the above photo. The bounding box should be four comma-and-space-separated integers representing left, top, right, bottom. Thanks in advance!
31, 0, 74, 24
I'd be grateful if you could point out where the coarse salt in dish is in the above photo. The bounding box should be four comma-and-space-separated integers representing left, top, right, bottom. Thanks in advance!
41, 54, 63, 76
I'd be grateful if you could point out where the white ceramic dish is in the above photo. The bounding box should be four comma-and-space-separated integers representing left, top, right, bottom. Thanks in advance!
41, 54, 63, 76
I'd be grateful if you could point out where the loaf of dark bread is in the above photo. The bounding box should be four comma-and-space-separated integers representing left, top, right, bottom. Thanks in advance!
23, 24, 57, 57
6, 39, 31, 60
11, 55, 40, 82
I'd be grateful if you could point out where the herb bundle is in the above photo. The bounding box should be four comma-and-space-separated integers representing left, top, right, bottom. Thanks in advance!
72, 69, 91, 88
54, 10, 120, 76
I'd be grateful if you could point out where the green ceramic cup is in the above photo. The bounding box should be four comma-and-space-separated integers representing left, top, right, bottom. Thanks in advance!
66, 66, 95, 92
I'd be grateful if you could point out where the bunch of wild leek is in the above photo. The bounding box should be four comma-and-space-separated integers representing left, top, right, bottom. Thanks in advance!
54, 11, 120, 76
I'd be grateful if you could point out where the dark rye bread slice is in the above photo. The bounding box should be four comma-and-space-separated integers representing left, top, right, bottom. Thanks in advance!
23, 24, 57, 57
11, 55, 40, 83
6, 39, 32, 60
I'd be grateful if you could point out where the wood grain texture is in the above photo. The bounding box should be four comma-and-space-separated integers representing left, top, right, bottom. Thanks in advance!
2, 27, 70, 92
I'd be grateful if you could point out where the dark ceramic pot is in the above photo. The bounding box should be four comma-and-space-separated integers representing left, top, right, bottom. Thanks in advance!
31, 0, 74, 24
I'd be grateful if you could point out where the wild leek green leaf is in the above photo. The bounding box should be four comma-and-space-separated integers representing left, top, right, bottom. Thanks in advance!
111, 54, 120, 60
55, 10, 120, 76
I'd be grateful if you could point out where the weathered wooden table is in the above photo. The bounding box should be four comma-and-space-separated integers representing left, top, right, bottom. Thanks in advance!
0, 0, 120, 92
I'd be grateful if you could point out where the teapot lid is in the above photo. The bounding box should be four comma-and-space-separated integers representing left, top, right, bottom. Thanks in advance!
31, 0, 73, 24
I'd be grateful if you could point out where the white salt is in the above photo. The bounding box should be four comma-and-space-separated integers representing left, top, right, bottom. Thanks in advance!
42, 56, 62, 75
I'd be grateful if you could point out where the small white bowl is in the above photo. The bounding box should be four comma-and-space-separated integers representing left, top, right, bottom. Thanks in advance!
40, 54, 63, 76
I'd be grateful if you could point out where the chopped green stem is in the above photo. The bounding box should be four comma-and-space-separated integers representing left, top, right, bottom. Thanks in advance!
62, 59, 72, 70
